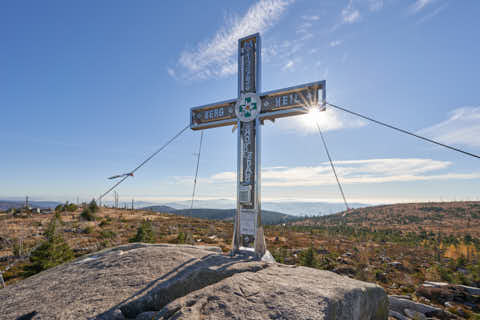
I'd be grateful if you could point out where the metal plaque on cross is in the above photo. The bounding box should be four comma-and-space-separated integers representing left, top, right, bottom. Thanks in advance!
189, 33, 326, 258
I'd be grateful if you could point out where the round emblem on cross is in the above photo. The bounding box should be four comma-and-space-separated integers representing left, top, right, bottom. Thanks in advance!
235, 92, 261, 122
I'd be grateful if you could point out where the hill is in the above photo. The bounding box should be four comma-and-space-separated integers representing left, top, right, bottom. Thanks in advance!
141, 205, 177, 213
0, 200, 61, 211
293, 201, 480, 237
146, 199, 370, 216
141, 206, 297, 225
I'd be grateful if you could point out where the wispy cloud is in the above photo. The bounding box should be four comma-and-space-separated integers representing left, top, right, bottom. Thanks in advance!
263, 39, 305, 66
410, 0, 436, 14
418, 106, 480, 148
205, 158, 480, 187
296, 22, 312, 34
416, 3, 447, 24
342, 1, 361, 24
295, 20, 314, 41
166, 67, 176, 78
301, 15, 320, 21
329, 40, 343, 47
368, 0, 384, 12
171, 0, 291, 80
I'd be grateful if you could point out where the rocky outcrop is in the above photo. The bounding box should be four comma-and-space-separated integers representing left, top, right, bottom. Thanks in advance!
0, 243, 388, 320
416, 282, 480, 313
140, 264, 388, 319
388, 296, 456, 320
387, 281, 480, 320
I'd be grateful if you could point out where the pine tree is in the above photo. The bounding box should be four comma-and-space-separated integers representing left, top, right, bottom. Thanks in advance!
25, 215, 73, 275
88, 199, 99, 213
300, 245, 316, 268
129, 220, 155, 243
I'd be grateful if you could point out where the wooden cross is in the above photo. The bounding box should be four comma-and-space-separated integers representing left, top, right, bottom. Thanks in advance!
190, 33, 326, 257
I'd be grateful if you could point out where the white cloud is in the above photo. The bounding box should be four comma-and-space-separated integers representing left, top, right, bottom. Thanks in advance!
268, 40, 304, 59
410, 0, 436, 14
368, 0, 384, 12
416, 3, 447, 24
171, 0, 291, 80
301, 15, 320, 21
206, 158, 480, 187
282, 60, 295, 71
295, 20, 314, 41
296, 22, 312, 34
418, 107, 480, 148
210, 171, 236, 182
329, 40, 343, 47
166, 67, 176, 78
342, 1, 361, 24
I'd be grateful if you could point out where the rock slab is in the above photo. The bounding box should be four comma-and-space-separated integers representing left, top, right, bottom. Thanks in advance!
0, 243, 388, 320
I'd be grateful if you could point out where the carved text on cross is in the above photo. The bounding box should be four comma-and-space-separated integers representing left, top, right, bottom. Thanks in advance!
191, 82, 324, 130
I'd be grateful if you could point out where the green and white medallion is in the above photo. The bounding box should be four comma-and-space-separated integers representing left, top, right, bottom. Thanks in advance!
235, 93, 261, 122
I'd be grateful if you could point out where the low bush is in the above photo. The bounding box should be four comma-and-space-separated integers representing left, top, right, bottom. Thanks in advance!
100, 230, 116, 239
80, 208, 96, 221
129, 220, 155, 243
88, 199, 99, 213
83, 226, 94, 234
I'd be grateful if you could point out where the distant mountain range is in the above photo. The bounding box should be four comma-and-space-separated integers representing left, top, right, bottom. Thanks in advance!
138, 198, 372, 225
146, 199, 370, 216
0, 197, 371, 218
0, 200, 61, 211
141, 205, 297, 225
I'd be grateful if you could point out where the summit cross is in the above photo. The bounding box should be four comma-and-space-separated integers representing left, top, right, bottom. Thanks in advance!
190, 33, 326, 258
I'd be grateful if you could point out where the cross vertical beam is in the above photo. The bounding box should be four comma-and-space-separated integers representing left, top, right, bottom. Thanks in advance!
232, 34, 265, 256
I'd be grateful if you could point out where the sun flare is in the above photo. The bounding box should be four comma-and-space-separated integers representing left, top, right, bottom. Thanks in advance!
299, 107, 329, 131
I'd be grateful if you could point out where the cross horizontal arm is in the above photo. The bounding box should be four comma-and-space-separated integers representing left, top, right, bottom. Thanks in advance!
190, 80, 325, 131
190, 98, 237, 130
259, 80, 325, 121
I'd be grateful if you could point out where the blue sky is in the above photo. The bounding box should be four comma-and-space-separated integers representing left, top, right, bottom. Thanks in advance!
1, 0, 480, 205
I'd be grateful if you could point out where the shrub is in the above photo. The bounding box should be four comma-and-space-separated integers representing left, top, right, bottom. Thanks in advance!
299, 246, 316, 268
99, 219, 110, 227
65, 203, 78, 212
80, 208, 96, 221
24, 215, 73, 275
88, 199, 99, 213
54, 211, 63, 222
272, 247, 288, 264
129, 220, 155, 243
83, 226, 94, 234
55, 202, 77, 212
100, 230, 116, 239
176, 232, 186, 244
12, 239, 24, 257
438, 266, 452, 282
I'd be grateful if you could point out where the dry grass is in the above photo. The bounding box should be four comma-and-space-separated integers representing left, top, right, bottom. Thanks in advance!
1, 202, 479, 295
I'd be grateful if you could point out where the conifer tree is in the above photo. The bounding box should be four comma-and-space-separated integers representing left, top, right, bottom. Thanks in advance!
300, 245, 316, 268
129, 220, 155, 243
25, 215, 73, 275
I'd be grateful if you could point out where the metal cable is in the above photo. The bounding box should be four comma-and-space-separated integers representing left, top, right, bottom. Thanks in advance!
327, 102, 480, 160
190, 131, 204, 212
315, 121, 350, 212
98, 124, 190, 201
